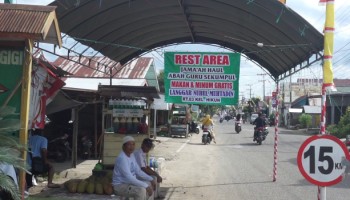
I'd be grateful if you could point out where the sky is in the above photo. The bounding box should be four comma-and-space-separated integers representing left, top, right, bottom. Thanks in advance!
4, 0, 350, 99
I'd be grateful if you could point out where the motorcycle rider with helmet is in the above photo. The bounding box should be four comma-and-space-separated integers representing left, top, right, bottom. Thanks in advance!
253, 113, 267, 141
201, 115, 216, 144
235, 114, 242, 124
235, 114, 243, 133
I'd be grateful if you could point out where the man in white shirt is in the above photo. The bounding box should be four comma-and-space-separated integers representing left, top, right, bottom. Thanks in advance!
112, 136, 156, 200
134, 138, 163, 198
134, 138, 162, 182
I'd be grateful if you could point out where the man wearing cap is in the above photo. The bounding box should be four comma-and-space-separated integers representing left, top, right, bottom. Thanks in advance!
134, 138, 163, 197
112, 136, 156, 200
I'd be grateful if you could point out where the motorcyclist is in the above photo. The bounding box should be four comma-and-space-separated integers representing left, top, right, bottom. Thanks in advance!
201, 115, 216, 144
235, 114, 242, 124
253, 113, 267, 141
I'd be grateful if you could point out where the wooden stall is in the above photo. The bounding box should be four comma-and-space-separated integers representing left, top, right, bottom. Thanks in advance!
98, 85, 160, 168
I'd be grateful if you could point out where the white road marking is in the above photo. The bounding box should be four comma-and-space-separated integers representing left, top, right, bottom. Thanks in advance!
176, 139, 190, 153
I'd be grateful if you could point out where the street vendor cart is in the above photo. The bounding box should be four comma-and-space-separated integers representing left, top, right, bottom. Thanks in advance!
98, 85, 160, 168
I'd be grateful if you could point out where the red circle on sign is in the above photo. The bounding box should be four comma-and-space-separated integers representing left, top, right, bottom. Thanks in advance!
297, 134, 350, 187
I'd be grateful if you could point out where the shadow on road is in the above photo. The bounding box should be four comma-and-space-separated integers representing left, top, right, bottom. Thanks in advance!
188, 142, 205, 145
176, 180, 271, 189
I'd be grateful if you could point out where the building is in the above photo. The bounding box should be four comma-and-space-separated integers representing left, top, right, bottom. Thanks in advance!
280, 78, 350, 127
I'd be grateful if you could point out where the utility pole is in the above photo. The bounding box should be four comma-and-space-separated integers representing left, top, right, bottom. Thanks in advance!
257, 73, 267, 102
239, 92, 245, 106
289, 74, 292, 104
246, 84, 252, 99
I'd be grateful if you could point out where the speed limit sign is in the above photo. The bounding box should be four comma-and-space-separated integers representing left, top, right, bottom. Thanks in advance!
297, 134, 350, 187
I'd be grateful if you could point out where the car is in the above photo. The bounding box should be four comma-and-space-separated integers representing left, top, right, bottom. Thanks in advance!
250, 113, 258, 124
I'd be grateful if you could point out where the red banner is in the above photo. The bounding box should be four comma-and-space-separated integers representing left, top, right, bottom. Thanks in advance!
29, 62, 65, 129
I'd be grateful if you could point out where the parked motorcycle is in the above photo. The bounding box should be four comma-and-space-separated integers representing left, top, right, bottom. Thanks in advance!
189, 122, 200, 134
202, 127, 212, 145
254, 127, 269, 145
235, 121, 242, 133
48, 134, 71, 162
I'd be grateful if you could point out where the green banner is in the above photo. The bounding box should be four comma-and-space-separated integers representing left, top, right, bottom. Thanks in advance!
0, 48, 24, 113
164, 52, 240, 105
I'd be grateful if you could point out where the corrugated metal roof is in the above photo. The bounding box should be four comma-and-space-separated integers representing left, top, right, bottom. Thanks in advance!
63, 78, 147, 90
0, 4, 61, 45
52, 56, 153, 78
98, 85, 160, 99
50, 0, 323, 80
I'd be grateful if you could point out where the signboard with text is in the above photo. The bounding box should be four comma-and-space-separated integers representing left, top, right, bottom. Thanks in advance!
112, 109, 144, 118
0, 47, 24, 113
164, 52, 240, 105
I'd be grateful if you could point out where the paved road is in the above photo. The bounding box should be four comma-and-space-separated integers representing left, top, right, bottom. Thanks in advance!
31, 116, 350, 200
158, 116, 350, 200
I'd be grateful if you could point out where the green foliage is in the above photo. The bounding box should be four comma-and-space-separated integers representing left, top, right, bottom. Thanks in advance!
199, 105, 221, 117
242, 105, 253, 114
0, 106, 28, 200
251, 97, 260, 105
327, 107, 350, 138
157, 70, 165, 93
298, 114, 312, 128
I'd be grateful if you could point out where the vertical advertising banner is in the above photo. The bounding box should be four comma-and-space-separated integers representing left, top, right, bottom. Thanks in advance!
0, 47, 24, 112
164, 52, 240, 105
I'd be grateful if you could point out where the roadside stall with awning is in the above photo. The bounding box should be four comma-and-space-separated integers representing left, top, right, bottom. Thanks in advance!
98, 85, 160, 168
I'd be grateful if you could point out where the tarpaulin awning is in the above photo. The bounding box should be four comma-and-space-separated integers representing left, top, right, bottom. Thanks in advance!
98, 85, 160, 99
46, 90, 83, 115
50, 0, 323, 80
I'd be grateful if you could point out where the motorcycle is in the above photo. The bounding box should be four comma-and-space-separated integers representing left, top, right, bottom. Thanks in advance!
189, 122, 200, 134
202, 127, 212, 145
224, 115, 233, 122
235, 121, 242, 133
254, 126, 269, 145
48, 134, 71, 162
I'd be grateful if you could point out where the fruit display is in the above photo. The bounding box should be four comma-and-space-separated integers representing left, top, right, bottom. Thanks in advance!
64, 170, 113, 195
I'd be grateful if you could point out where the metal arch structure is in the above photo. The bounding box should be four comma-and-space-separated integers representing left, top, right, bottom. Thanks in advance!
50, 0, 324, 81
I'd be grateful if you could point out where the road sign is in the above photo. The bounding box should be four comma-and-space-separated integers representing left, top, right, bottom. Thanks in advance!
297, 134, 350, 187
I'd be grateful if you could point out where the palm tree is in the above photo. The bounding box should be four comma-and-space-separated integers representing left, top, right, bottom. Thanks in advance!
0, 106, 28, 200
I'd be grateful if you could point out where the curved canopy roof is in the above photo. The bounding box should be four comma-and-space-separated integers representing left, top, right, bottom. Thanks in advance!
50, 0, 323, 80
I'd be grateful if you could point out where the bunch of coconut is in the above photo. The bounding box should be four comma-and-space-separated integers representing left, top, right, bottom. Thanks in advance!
64, 170, 113, 195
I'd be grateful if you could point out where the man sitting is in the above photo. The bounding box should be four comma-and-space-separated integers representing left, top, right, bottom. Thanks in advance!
112, 136, 156, 200
134, 138, 163, 198
26, 129, 59, 189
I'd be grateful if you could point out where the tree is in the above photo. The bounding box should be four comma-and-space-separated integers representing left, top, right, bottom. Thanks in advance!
327, 107, 350, 139
157, 70, 165, 93
298, 113, 312, 128
0, 106, 28, 200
